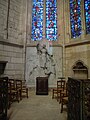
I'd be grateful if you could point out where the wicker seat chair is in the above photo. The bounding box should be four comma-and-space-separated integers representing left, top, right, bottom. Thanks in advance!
60, 81, 68, 113
52, 80, 66, 102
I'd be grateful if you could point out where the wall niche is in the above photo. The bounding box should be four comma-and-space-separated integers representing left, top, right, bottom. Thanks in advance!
72, 60, 88, 79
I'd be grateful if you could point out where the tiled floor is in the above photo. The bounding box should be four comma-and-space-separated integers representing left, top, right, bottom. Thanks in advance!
8, 90, 67, 120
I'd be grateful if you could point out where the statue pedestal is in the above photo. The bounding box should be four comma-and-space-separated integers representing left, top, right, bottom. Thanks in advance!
36, 77, 48, 95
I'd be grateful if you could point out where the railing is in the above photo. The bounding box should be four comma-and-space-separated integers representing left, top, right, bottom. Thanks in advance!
0, 77, 8, 120
68, 77, 90, 120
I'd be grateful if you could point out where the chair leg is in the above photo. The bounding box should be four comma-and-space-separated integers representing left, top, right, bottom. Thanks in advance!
57, 92, 60, 101
52, 89, 54, 99
59, 93, 63, 104
16, 91, 19, 103
26, 89, 28, 98
20, 90, 22, 100
57, 92, 58, 101
61, 102, 63, 113
59, 92, 62, 103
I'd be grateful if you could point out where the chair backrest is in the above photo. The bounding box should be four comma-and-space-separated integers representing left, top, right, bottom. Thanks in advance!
57, 80, 66, 90
9, 79, 16, 89
15, 79, 22, 90
22, 80, 27, 88
8, 81, 11, 93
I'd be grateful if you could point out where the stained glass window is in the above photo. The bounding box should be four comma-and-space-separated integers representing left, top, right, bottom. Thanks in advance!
70, 0, 82, 38
31, 0, 44, 41
84, 0, 90, 34
46, 0, 57, 41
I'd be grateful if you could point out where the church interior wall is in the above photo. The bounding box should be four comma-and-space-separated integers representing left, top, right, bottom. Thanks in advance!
64, 0, 90, 80
0, 44, 24, 79
25, 0, 65, 87
0, 0, 90, 86
65, 44, 90, 79
0, 0, 27, 79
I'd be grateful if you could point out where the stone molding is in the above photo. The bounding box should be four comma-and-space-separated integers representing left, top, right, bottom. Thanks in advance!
65, 40, 90, 48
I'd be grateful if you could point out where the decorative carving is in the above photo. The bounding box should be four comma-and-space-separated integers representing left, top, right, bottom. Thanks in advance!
73, 61, 87, 70
72, 60, 88, 79
29, 41, 56, 79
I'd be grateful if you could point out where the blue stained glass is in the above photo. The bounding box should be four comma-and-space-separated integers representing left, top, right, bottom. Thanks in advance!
84, 0, 90, 34
31, 0, 44, 41
70, 0, 82, 38
46, 0, 57, 41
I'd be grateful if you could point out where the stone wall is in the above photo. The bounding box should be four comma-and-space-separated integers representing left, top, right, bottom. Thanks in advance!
0, 44, 24, 79
0, 0, 27, 79
65, 43, 90, 79
0, 0, 20, 43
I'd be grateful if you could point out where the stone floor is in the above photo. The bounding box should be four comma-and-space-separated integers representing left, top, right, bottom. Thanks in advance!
8, 90, 67, 120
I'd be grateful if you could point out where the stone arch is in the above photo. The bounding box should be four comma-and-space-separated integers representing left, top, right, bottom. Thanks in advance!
72, 60, 88, 79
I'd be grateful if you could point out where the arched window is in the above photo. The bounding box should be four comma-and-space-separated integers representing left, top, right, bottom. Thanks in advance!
84, 0, 90, 34
31, 0, 57, 41
70, 0, 82, 38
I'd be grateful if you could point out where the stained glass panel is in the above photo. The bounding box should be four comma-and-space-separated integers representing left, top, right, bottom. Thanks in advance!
46, 0, 57, 41
84, 0, 90, 34
31, 0, 44, 41
70, 0, 82, 38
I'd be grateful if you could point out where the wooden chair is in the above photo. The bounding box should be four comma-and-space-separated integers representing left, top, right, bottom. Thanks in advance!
21, 80, 28, 99
60, 82, 68, 113
8, 79, 20, 103
52, 80, 66, 101
15, 79, 22, 100
60, 96, 68, 113
59, 81, 68, 103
